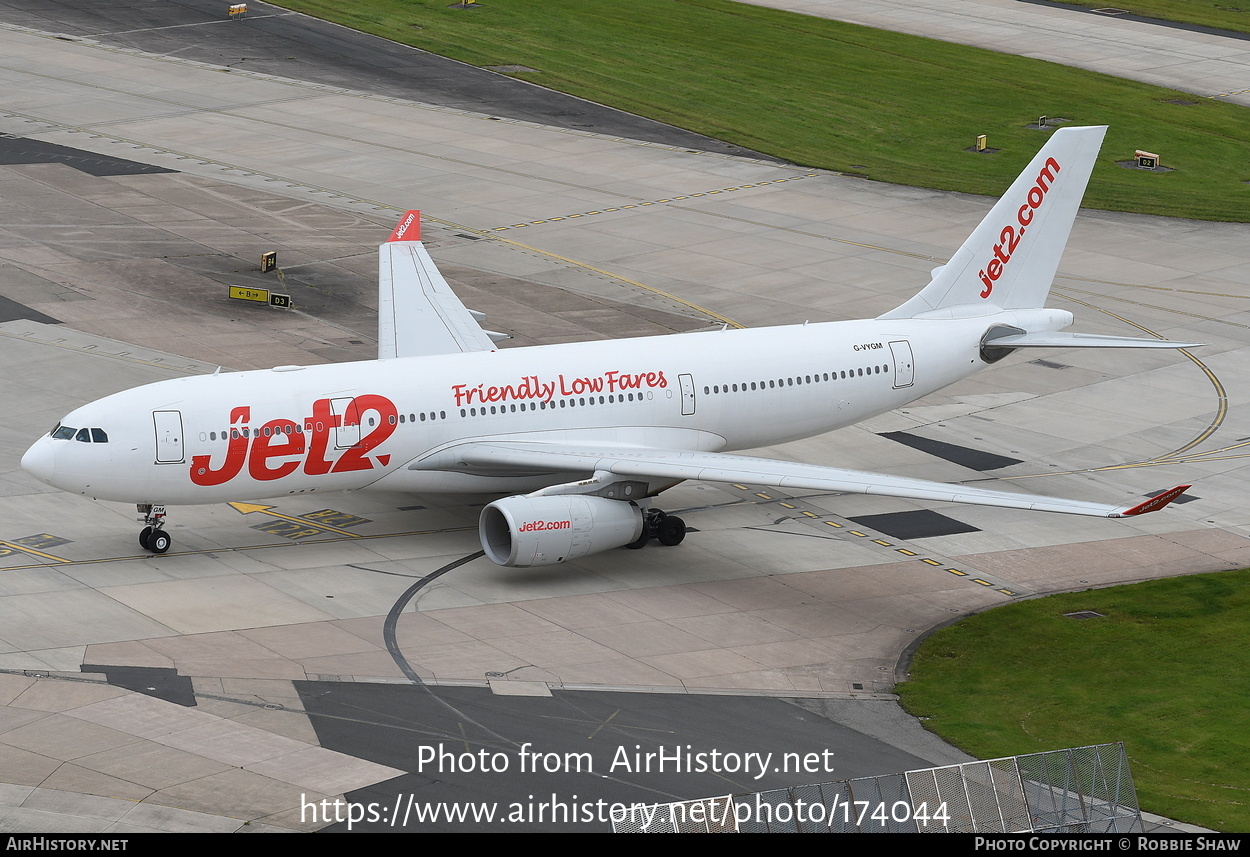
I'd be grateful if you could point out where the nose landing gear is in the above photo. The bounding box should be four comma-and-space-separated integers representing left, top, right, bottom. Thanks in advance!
137, 504, 171, 554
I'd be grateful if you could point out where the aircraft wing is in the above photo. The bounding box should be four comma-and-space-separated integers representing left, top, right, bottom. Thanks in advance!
378, 210, 498, 358
450, 440, 1189, 518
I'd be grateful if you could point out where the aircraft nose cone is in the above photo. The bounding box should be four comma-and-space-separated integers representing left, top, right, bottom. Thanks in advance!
21, 439, 56, 484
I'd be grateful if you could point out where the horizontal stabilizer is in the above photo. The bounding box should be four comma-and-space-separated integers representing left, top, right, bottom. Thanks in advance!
987, 331, 1205, 349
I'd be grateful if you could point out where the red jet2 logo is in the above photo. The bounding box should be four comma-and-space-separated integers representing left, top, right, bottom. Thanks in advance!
190, 395, 398, 486
518, 519, 572, 532
978, 156, 1061, 298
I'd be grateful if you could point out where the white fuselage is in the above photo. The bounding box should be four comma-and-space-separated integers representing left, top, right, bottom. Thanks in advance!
22, 312, 1032, 505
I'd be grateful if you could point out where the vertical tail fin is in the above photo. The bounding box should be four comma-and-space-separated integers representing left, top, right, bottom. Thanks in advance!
881, 126, 1106, 319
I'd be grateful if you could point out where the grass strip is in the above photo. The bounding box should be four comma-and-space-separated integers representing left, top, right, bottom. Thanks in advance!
896, 570, 1250, 831
1048, 0, 1250, 35
272, 0, 1250, 221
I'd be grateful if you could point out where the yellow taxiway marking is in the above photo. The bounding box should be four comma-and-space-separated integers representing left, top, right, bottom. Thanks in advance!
1003, 295, 1227, 480
0, 541, 71, 563
227, 501, 362, 537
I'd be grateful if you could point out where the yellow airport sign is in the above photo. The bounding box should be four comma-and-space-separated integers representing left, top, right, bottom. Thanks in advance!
229, 286, 269, 303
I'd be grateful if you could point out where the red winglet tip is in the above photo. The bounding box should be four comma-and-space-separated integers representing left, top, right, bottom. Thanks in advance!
387, 209, 421, 243
1120, 484, 1191, 516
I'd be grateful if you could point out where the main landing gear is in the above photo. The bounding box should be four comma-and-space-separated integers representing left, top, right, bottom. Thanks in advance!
626, 508, 687, 550
137, 504, 171, 554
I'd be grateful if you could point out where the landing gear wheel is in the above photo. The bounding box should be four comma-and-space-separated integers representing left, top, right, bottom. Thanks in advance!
656, 515, 686, 547
147, 530, 171, 554
625, 528, 650, 549
137, 504, 170, 554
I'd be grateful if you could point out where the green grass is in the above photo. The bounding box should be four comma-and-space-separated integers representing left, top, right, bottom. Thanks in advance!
1051, 0, 1250, 34
895, 571, 1250, 832
272, 0, 1250, 221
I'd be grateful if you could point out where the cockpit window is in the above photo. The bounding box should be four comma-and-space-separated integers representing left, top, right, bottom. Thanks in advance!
50, 424, 107, 443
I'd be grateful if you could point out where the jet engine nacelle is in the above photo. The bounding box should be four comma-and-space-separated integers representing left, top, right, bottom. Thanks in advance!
479, 495, 643, 568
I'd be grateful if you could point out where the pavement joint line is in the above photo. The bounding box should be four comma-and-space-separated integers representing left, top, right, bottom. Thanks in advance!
0, 324, 210, 373
489, 174, 820, 231
1055, 285, 1250, 330
0, 66, 716, 202
0, 526, 480, 571
95, 12, 295, 37
0, 111, 744, 329
14, 93, 1234, 339
1000, 293, 1227, 477
0, 19, 784, 166
717, 484, 1029, 597
308, 672, 896, 699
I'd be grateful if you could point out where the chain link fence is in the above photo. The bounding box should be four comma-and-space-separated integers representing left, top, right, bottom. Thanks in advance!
615, 742, 1141, 833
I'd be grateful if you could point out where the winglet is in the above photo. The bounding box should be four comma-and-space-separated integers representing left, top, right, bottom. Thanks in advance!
1117, 485, 1191, 517
387, 210, 421, 243
377, 210, 495, 358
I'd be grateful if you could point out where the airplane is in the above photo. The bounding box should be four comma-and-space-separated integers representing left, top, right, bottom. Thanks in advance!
21, 125, 1197, 565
